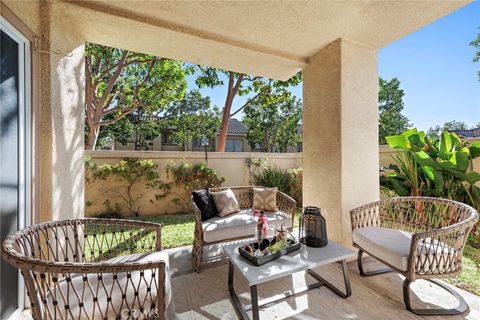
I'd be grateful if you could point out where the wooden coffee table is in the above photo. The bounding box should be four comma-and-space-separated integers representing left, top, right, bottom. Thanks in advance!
224, 240, 356, 320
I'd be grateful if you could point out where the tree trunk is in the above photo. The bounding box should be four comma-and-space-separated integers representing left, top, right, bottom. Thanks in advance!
217, 97, 233, 152
216, 72, 244, 152
85, 123, 100, 150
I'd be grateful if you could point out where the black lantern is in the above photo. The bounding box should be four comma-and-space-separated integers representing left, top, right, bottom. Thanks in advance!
299, 206, 328, 247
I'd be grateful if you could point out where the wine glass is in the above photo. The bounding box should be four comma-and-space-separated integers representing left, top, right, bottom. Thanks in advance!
266, 226, 276, 244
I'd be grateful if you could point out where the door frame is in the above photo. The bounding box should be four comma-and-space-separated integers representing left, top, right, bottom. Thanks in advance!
1, 16, 30, 320
0, 2, 40, 226
1, 3, 40, 319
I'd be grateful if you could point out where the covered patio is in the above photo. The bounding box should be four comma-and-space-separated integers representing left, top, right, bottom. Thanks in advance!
1, 0, 477, 319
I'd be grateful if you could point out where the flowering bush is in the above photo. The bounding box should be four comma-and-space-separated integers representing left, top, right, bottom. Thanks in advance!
85, 158, 168, 216
166, 161, 225, 211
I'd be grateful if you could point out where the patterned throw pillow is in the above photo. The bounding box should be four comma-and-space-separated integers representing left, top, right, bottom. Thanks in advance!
253, 187, 278, 211
210, 188, 241, 217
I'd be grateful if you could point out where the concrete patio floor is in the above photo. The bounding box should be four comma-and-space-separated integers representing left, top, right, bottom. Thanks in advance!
16, 243, 480, 320
168, 244, 480, 320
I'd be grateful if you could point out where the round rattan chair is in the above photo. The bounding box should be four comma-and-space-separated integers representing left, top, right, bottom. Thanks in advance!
2, 218, 172, 320
350, 197, 478, 316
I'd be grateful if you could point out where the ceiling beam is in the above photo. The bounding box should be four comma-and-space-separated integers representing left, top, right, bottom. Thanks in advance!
61, 0, 307, 66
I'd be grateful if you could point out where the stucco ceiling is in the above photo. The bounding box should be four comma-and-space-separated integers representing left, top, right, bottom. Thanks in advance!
59, 0, 470, 80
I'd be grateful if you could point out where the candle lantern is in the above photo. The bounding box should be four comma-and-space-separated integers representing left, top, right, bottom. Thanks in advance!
299, 206, 328, 247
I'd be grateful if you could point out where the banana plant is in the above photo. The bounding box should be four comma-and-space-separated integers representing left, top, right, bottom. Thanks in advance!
382, 128, 480, 209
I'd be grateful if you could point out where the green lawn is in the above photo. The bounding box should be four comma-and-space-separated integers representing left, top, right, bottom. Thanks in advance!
446, 244, 480, 296
134, 213, 195, 249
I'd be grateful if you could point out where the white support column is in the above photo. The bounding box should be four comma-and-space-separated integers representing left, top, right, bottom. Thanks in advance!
303, 38, 379, 247
48, 4, 85, 221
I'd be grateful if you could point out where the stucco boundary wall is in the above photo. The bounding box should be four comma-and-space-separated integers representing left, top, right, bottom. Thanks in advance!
85, 150, 302, 216
85, 147, 479, 216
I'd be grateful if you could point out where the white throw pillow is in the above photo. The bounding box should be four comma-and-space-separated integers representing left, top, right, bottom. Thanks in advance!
211, 188, 241, 217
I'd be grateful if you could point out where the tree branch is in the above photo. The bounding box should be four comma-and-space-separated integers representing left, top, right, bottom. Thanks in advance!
243, 76, 262, 82
102, 104, 130, 117
99, 107, 136, 126
230, 85, 271, 117
98, 50, 129, 108
232, 73, 245, 96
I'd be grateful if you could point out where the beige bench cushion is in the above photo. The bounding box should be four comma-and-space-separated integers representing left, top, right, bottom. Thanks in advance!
202, 209, 293, 243
353, 227, 456, 273
45, 251, 173, 320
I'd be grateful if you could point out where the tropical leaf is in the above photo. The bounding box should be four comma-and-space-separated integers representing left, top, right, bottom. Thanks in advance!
413, 150, 441, 170
439, 131, 452, 159
421, 166, 444, 191
450, 149, 470, 173
470, 141, 480, 159
386, 134, 407, 149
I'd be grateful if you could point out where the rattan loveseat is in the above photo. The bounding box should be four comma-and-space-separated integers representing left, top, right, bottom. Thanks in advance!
350, 197, 478, 315
192, 186, 297, 272
2, 218, 173, 320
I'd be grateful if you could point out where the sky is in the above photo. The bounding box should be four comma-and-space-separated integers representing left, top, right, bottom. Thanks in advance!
187, 2, 480, 131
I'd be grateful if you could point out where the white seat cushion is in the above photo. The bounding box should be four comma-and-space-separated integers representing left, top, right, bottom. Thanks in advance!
45, 251, 173, 320
353, 227, 456, 273
202, 209, 293, 243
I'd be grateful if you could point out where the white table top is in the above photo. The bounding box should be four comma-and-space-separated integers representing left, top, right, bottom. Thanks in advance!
224, 240, 356, 285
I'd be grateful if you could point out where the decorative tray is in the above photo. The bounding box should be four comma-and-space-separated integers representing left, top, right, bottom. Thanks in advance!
238, 237, 301, 266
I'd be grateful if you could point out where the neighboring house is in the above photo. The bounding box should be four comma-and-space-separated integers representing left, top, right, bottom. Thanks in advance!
114, 118, 253, 152
114, 118, 304, 152
449, 128, 480, 141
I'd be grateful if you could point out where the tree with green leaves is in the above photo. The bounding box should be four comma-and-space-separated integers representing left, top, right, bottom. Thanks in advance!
85, 43, 187, 150
470, 27, 480, 81
194, 67, 302, 151
99, 90, 220, 151
378, 77, 410, 144
163, 90, 221, 149
427, 120, 470, 140
243, 89, 302, 152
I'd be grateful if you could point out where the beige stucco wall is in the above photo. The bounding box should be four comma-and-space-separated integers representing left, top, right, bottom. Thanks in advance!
87, 145, 480, 217
303, 38, 379, 248
85, 151, 302, 216
2, 0, 42, 35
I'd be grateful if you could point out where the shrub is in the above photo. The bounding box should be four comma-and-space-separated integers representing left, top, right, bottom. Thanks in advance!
252, 165, 292, 195
245, 157, 268, 185
93, 200, 124, 219
166, 161, 225, 211
381, 128, 480, 209
85, 158, 168, 216
288, 167, 302, 207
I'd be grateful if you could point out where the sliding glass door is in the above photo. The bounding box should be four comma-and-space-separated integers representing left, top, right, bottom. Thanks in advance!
0, 17, 30, 320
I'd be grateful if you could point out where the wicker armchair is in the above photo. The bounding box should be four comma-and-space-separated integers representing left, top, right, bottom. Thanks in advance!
192, 186, 297, 272
2, 218, 173, 320
350, 197, 478, 315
